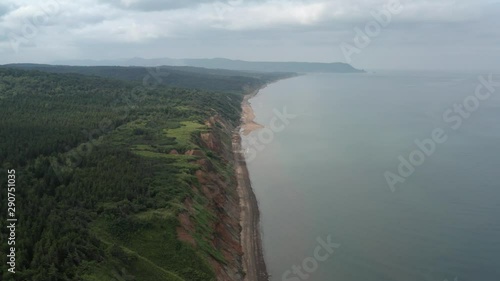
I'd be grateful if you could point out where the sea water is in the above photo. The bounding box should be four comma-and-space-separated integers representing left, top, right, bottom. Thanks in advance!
244, 71, 500, 281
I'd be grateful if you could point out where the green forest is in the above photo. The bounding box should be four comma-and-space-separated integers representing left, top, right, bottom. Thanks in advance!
0, 66, 292, 280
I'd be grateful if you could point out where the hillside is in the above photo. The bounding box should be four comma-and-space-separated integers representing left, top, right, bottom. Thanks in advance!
0, 67, 289, 281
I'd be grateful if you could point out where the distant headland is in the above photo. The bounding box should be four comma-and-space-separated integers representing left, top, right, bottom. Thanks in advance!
53, 57, 365, 73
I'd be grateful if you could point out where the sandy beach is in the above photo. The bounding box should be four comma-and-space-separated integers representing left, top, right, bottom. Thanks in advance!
233, 86, 268, 281
240, 90, 265, 136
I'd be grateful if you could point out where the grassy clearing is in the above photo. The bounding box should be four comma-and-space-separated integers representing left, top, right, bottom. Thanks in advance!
164, 121, 207, 148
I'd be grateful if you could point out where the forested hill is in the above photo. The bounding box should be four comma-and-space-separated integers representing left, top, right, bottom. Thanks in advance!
54, 57, 365, 73
1, 64, 295, 93
0, 67, 288, 281
182, 58, 365, 73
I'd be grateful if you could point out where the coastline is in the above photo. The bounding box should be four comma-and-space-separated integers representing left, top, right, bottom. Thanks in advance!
233, 86, 268, 281
240, 89, 265, 135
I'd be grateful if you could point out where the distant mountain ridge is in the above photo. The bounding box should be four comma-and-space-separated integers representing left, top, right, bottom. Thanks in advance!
54, 57, 365, 73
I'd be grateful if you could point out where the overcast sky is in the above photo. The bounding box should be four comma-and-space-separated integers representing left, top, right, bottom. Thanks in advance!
0, 0, 499, 70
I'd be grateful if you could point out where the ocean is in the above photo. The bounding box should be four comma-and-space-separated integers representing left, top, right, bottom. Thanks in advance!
243, 71, 500, 281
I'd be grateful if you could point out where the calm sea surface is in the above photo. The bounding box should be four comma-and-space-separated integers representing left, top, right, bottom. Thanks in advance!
243, 71, 500, 281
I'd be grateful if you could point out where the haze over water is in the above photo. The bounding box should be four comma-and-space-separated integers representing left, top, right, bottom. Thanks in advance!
244, 72, 500, 281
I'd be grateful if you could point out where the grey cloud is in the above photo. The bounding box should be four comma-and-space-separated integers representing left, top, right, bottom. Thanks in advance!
99, 0, 223, 11
0, 0, 499, 71
0, 3, 14, 17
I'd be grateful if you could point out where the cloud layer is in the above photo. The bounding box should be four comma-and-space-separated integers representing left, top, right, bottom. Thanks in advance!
0, 0, 499, 70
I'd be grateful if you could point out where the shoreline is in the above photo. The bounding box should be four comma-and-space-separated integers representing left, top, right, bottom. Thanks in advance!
240, 88, 265, 135
234, 85, 268, 281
